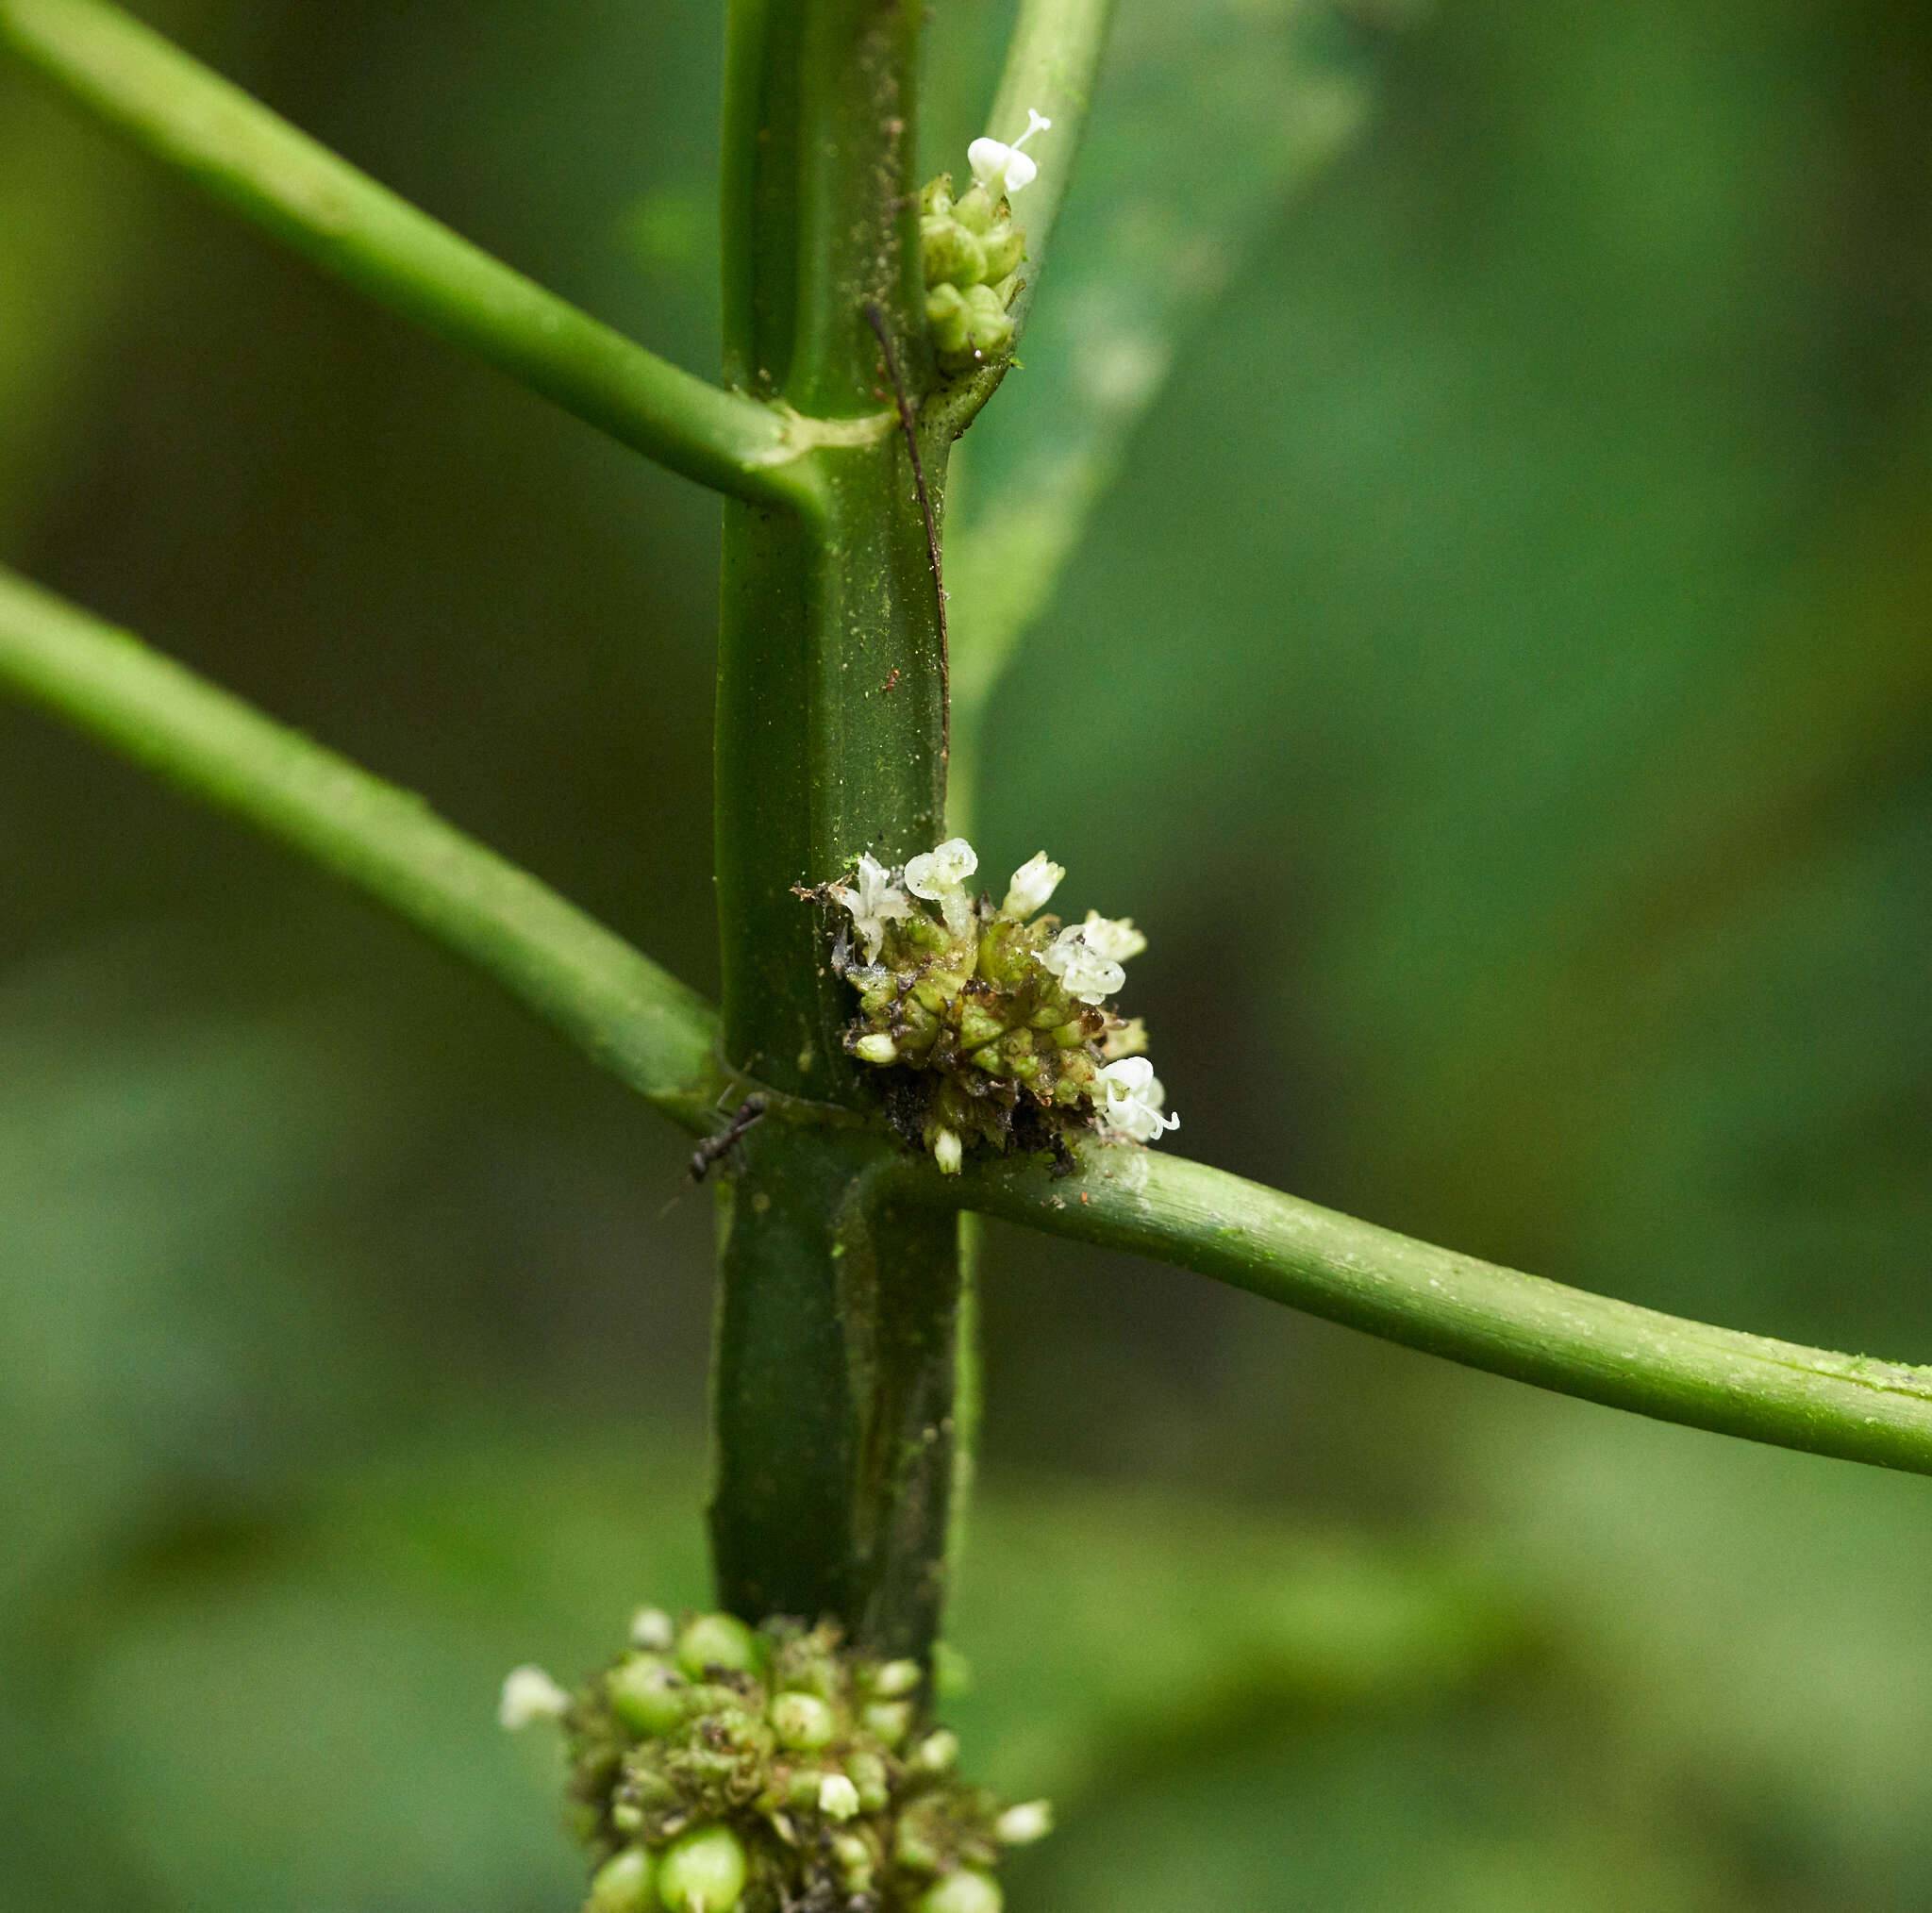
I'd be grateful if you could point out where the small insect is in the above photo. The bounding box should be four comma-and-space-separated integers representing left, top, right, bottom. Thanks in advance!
881, 667, 901, 693
689, 1094, 769, 1182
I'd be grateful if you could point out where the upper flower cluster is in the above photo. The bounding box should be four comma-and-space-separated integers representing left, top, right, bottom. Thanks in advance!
918, 109, 1049, 372
810, 836, 1177, 1172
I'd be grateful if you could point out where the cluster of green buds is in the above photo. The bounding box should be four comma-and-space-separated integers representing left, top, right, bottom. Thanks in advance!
920, 108, 1049, 372
802, 836, 1178, 1173
500, 1608, 1051, 1913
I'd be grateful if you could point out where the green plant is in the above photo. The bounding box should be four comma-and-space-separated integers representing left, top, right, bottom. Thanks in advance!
4, 1, 1932, 1905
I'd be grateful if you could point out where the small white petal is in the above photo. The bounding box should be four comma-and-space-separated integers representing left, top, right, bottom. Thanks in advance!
904, 837, 978, 900
499, 1665, 570, 1729
913, 1729, 959, 1772
831, 853, 916, 961
967, 136, 1013, 191
871, 1658, 921, 1697
969, 110, 1050, 196
933, 1127, 964, 1175
1000, 852, 1065, 920
1041, 925, 1124, 1005
1079, 910, 1147, 963
629, 1606, 675, 1651
819, 1773, 861, 1821
996, 1801, 1055, 1845
1097, 1056, 1178, 1144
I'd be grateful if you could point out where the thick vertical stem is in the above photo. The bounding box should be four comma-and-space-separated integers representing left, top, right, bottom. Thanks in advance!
709, 0, 961, 1660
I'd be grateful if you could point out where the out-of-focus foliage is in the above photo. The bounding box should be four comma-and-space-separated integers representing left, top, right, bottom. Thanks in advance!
4, 0, 1931, 1907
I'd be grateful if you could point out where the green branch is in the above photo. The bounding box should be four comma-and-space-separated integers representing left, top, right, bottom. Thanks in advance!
949, 1144, 1932, 1478
0, 568, 726, 1124
12, 549, 1932, 1483
0, 0, 832, 503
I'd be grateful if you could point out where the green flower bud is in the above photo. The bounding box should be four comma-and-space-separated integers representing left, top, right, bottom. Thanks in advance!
979, 222, 1025, 282
921, 174, 954, 217
951, 183, 994, 234
675, 1613, 759, 1680
1050, 1022, 1086, 1050
919, 1870, 1004, 1913
818, 1772, 861, 1820
853, 1032, 898, 1065
770, 1690, 836, 1752
958, 1004, 1005, 1049
846, 1749, 891, 1812
967, 1042, 1004, 1075
787, 1765, 827, 1808
895, 1810, 944, 1875
862, 1698, 913, 1745
608, 1653, 689, 1738
960, 283, 1014, 358
922, 214, 988, 289
912, 975, 954, 1015
832, 1830, 876, 1894
588, 1846, 657, 1913
657, 1824, 748, 1913
926, 283, 972, 357
870, 1658, 922, 1699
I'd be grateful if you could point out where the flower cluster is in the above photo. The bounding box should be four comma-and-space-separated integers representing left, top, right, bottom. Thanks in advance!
503, 1608, 1049, 1913
919, 109, 1049, 372
808, 836, 1177, 1173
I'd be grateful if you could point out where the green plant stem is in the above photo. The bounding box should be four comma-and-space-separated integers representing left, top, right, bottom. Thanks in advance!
0, 0, 841, 503
950, 1143, 1932, 1478
0, 566, 725, 1124
709, 0, 960, 1662
16, 572, 1932, 1484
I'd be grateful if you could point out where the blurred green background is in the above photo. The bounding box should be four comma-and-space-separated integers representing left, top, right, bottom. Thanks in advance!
5, 0, 1932, 1906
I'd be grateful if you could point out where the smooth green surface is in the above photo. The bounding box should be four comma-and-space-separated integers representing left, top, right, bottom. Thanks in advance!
708, 0, 960, 1659
956, 1143, 1932, 1477
0, 0, 816, 501
0, 568, 725, 1124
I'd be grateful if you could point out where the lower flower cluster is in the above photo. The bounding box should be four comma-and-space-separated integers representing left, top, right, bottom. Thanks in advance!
501, 1610, 1049, 1913
805, 837, 1177, 1173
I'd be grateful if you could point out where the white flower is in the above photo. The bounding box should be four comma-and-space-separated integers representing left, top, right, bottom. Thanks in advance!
498, 1665, 570, 1729
1079, 910, 1147, 963
1097, 1056, 1178, 1143
829, 852, 915, 961
1000, 851, 1064, 920
905, 836, 979, 933
995, 1801, 1055, 1845
819, 1773, 861, 1821
932, 1127, 964, 1175
871, 1658, 921, 1697
913, 1728, 959, 1772
968, 107, 1052, 198
1040, 923, 1125, 1005
629, 1606, 675, 1651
